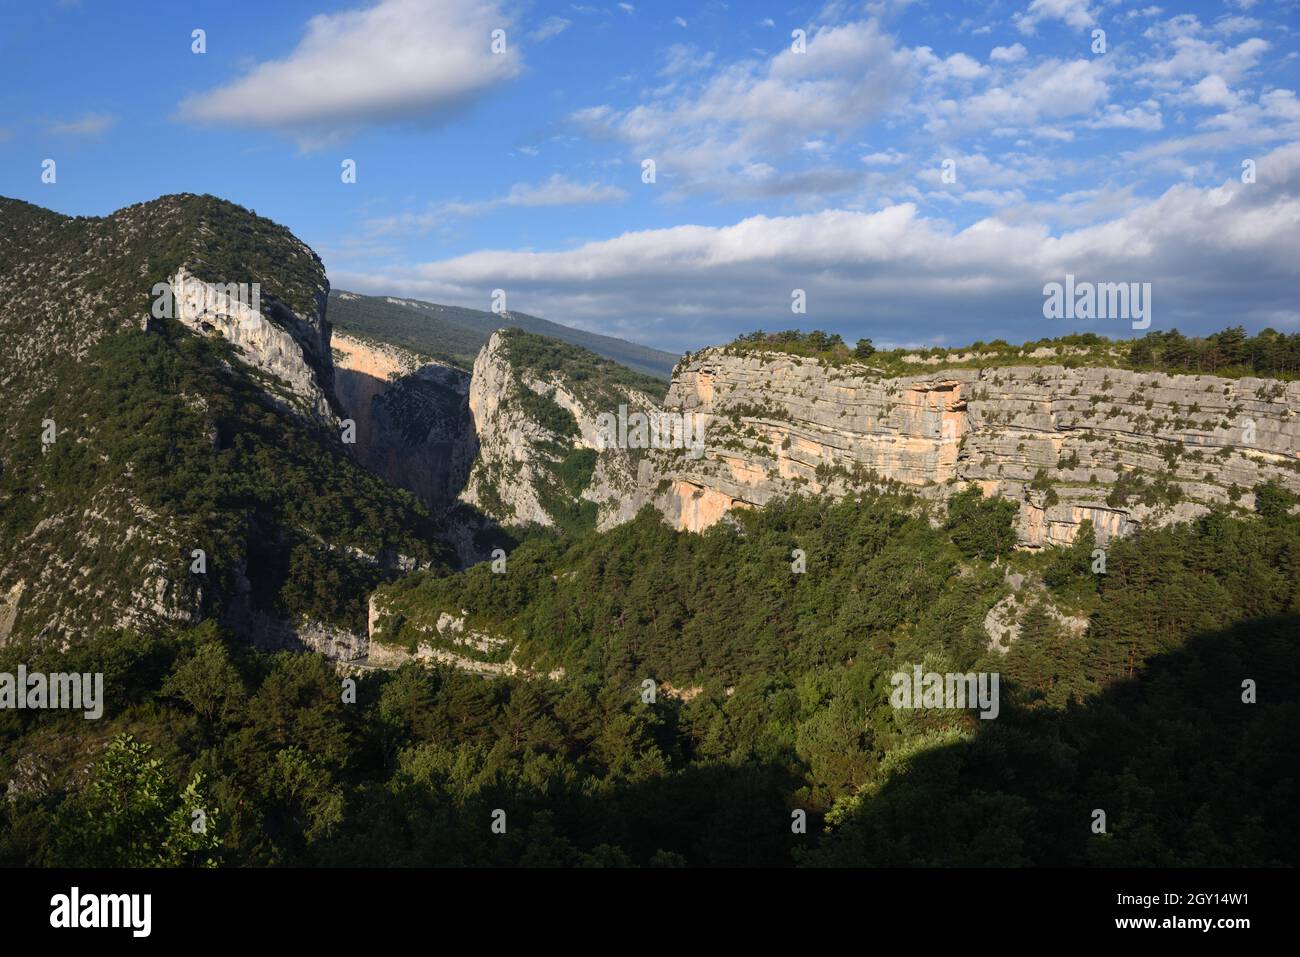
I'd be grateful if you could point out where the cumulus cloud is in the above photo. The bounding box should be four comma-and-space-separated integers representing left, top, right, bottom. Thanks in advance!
1014, 0, 1097, 36
178, 0, 520, 146
1182, 75, 1241, 109
575, 20, 915, 195
927, 58, 1110, 136
1089, 102, 1164, 130
924, 51, 986, 82
334, 142, 1300, 352
1137, 33, 1268, 86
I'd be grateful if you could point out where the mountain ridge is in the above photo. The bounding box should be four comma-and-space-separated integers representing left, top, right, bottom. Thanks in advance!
328, 288, 679, 380
0, 192, 450, 650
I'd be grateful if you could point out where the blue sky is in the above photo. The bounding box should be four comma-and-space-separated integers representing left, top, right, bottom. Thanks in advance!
2, 0, 1299, 353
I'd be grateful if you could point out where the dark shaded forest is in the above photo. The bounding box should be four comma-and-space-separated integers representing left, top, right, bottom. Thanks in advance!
2, 485, 1295, 867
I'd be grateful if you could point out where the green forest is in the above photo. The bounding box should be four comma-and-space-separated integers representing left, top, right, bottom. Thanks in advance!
725, 325, 1300, 379
3, 483, 1295, 867
0, 317, 448, 638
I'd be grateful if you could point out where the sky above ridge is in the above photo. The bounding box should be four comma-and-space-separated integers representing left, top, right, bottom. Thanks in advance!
1, 0, 1298, 354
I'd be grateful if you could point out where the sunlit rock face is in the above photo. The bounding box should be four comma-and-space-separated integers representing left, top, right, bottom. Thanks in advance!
171, 267, 335, 426
632, 349, 1300, 545
460, 330, 655, 531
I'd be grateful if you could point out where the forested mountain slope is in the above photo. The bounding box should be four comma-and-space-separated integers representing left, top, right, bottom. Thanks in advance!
0, 194, 449, 651
4, 489, 1294, 866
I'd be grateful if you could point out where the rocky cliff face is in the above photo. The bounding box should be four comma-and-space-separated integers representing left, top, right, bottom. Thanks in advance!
629, 350, 1300, 545
170, 267, 335, 425
331, 329, 474, 509
460, 330, 551, 526
460, 329, 657, 531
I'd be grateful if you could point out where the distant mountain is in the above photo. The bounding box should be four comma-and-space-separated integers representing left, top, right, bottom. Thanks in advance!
328, 289, 679, 380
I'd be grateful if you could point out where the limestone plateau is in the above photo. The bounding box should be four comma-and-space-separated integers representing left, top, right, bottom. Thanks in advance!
637, 352, 1300, 545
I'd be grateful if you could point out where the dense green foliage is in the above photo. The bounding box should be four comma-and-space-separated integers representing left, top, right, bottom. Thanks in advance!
511, 384, 581, 439
500, 328, 669, 403
944, 487, 1020, 560
0, 319, 449, 636
3, 492, 1294, 866
1129, 326, 1300, 377
722, 325, 1300, 380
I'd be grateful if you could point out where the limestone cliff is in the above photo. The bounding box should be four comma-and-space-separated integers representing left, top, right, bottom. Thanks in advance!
169, 267, 335, 426
460, 329, 662, 532
629, 349, 1300, 545
331, 329, 474, 508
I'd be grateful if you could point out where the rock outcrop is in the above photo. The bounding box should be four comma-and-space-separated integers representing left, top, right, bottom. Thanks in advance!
170, 267, 335, 426
331, 329, 475, 508
367, 592, 564, 679
459, 329, 658, 531
626, 350, 1300, 546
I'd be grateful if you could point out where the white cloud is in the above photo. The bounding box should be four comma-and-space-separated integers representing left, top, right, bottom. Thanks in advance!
487, 174, 628, 208
47, 112, 117, 137
1183, 75, 1241, 109
1121, 5, 1163, 21
990, 43, 1027, 64
337, 142, 1300, 352
1137, 34, 1268, 86
178, 0, 520, 146
926, 51, 986, 82
576, 20, 914, 195
366, 174, 628, 234
659, 44, 715, 79
1089, 102, 1164, 130
861, 149, 907, 165
1215, 16, 1262, 35
1014, 0, 1096, 36
531, 16, 571, 41
930, 58, 1110, 135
